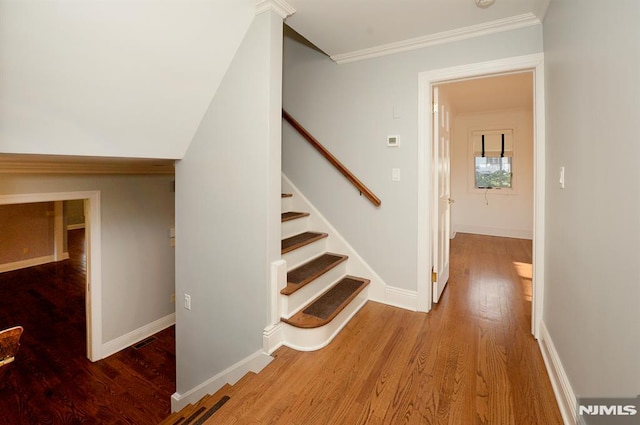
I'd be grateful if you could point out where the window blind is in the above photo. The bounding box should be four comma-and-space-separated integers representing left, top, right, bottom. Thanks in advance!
473, 129, 513, 157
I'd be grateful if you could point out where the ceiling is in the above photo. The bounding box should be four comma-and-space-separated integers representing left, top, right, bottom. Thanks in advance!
285, 0, 549, 63
438, 72, 533, 114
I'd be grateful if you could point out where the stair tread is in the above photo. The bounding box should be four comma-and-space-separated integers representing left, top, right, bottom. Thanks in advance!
281, 231, 328, 254
281, 193, 293, 198
282, 276, 370, 328
281, 253, 348, 295
281, 211, 309, 222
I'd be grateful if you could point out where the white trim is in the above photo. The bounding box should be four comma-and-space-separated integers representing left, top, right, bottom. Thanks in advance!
417, 54, 546, 339
263, 322, 285, 354
255, 0, 295, 19
534, 0, 552, 22
170, 350, 273, 412
101, 313, 176, 358
454, 224, 532, 240
383, 286, 418, 311
67, 223, 86, 230
332, 13, 540, 64
0, 254, 56, 273
53, 201, 64, 261
0, 190, 103, 361
538, 321, 576, 425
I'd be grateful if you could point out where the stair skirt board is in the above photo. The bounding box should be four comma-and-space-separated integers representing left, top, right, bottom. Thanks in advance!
281, 289, 369, 352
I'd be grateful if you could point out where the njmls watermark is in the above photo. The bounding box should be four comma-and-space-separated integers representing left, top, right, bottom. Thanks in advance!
577, 396, 639, 425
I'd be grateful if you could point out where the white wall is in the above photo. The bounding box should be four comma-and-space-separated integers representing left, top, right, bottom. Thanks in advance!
283, 25, 543, 292
174, 10, 282, 396
0, 0, 255, 159
0, 174, 176, 344
450, 108, 533, 239
543, 0, 640, 397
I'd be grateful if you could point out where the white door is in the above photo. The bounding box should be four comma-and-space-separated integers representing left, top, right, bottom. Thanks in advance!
432, 86, 452, 303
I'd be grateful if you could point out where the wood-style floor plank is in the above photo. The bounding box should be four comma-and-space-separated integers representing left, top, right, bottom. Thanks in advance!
0, 229, 175, 424
187, 233, 562, 425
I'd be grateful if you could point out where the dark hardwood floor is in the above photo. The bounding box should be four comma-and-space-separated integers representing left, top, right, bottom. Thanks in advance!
164, 233, 562, 425
0, 229, 176, 424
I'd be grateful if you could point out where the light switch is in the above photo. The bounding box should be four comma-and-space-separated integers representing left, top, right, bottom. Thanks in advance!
559, 166, 565, 189
392, 168, 401, 182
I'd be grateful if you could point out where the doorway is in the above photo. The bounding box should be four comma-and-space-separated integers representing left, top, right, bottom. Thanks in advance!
416, 53, 546, 338
0, 190, 102, 360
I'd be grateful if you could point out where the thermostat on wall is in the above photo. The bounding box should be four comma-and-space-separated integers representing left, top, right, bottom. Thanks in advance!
387, 135, 400, 147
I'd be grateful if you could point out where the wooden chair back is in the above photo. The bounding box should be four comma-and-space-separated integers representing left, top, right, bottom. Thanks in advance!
0, 326, 24, 367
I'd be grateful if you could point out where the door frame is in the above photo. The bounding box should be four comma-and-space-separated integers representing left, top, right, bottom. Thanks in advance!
0, 190, 103, 360
417, 53, 545, 338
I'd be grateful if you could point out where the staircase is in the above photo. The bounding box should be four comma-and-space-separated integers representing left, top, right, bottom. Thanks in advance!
278, 192, 370, 351
159, 373, 257, 425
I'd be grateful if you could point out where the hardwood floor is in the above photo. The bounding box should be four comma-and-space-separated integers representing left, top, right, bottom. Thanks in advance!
174, 233, 562, 425
0, 229, 176, 424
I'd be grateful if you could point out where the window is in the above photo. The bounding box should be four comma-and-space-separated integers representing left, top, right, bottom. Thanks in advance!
472, 129, 513, 190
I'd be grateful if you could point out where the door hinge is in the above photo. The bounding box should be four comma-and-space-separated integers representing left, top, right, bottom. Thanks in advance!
432, 270, 437, 283
432, 102, 438, 114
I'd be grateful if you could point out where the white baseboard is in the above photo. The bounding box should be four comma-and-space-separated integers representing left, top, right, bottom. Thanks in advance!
170, 350, 273, 412
538, 321, 576, 425
454, 224, 532, 240
0, 254, 56, 273
67, 223, 86, 230
263, 322, 284, 354
372, 285, 418, 311
101, 313, 175, 359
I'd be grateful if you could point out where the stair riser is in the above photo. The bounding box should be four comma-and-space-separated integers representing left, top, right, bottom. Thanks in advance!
282, 287, 369, 351
281, 216, 310, 239
281, 263, 347, 318
282, 238, 327, 270
281, 197, 292, 213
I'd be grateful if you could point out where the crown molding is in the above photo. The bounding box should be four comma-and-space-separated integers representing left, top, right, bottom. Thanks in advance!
534, 0, 551, 22
331, 13, 541, 64
255, 0, 295, 19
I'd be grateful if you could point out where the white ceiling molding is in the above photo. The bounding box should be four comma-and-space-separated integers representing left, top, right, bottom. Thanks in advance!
331, 13, 541, 64
256, 0, 295, 19
534, 0, 552, 22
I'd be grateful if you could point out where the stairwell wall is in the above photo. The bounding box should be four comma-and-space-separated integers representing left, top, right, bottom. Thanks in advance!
174, 9, 283, 400
282, 26, 543, 293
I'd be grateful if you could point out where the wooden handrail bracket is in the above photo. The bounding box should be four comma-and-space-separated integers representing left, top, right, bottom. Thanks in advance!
282, 110, 381, 207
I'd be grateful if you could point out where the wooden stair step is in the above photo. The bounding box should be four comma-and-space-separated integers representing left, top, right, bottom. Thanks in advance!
281, 253, 348, 295
281, 231, 328, 254
281, 211, 309, 222
281, 193, 293, 198
159, 380, 241, 425
282, 276, 370, 328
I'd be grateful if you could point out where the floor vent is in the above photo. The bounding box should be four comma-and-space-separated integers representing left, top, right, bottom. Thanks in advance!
133, 336, 156, 350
